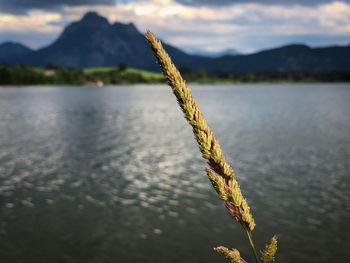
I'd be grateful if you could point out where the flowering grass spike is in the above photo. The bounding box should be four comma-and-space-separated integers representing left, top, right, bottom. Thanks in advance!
145, 30, 277, 263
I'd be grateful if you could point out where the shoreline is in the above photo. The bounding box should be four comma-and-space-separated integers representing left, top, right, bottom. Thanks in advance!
1, 81, 350, 88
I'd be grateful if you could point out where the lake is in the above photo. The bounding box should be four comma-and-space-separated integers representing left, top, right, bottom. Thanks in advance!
0, 84, 349, 263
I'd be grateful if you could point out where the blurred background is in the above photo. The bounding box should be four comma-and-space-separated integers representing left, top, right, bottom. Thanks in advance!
0, 1, 350, 263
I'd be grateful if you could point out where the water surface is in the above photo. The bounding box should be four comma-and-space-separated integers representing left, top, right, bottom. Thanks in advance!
0, 84, 349, 263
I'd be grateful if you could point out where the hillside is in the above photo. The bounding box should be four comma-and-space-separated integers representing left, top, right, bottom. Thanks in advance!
0, 42, 33, 65
0, 12, 349, 73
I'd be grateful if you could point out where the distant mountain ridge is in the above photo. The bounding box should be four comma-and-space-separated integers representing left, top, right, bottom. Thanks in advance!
204, 43, 350, 73
0, 12, 349, 73
190, 48, 241, 58
0, 42, 33, 65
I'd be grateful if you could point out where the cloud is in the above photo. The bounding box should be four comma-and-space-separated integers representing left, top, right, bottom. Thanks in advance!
0, 10, 63, 48
2, 0, 349, 15
0, 11, 62, 33
0, 0, 349, 52
0, 0, 121, 14
176, 0, 350, 7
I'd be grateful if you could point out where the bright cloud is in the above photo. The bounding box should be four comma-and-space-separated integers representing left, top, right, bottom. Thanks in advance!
0, 11, 61, 32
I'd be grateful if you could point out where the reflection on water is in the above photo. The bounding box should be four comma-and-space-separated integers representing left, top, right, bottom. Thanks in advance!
0, 84, 349, 263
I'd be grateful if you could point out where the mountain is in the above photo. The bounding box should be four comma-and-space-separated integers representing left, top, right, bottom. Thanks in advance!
0, 42, 33, 65
22, 12, 195, 70
0, 12, 349, 73
205, 44, 350, 73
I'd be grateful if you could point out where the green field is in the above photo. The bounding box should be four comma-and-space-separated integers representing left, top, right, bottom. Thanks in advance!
83, 66, 163, 80
1, 64, 349, 86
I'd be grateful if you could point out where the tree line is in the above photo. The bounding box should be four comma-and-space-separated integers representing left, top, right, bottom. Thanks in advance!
0, 64, 349, 85
0, 63, 163, 85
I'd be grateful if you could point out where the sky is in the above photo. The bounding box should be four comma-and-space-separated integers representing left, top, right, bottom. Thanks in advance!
0, 0, 349, 54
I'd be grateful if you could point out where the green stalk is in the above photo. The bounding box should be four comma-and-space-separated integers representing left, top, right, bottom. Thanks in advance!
244, 225, 260, 263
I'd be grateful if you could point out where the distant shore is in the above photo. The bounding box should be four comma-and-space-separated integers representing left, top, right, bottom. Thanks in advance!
0, 65, 349, 86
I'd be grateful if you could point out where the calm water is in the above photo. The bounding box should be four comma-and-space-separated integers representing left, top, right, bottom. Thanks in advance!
0, 84, 349, 263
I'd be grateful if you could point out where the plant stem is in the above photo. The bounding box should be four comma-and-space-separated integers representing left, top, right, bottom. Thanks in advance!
244, 225, 260, 263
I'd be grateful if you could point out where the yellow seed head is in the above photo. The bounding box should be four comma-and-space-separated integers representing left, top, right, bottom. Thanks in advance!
206, 169, 227, 201
145, 30, 255, 231
214, 246, 247, 263
260, 235, 278, 263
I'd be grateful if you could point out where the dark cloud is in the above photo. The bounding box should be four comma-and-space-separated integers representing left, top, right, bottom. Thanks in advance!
176, 0, 350, 6
2, 0, 349, 14
0, 0, 131, 14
